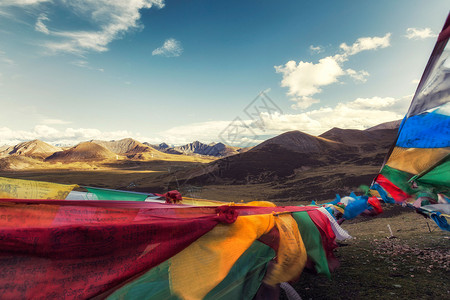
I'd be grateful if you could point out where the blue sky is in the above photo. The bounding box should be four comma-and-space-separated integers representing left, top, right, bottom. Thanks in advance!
0, 0, 448, 146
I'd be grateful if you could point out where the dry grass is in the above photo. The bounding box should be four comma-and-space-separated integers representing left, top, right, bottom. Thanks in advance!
285, 205, 450, 300
0, 157, 214, 191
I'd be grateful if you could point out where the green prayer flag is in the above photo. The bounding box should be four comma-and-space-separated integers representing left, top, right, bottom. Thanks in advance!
85, 187, 149, 201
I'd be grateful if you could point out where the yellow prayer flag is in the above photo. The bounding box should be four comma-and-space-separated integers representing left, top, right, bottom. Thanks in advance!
0, 177, 77, 200
263, 214, 307, 286
169, 214, 275, 300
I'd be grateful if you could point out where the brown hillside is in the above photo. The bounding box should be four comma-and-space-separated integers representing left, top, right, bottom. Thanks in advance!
320, 127, 398, 151
92, 138, 144, 154
160, 126, 395, 194
91, 138, 169, 159
169, 131, 356, 186
366, 119, 401, 131
253, 130, 354, 153
45, 142, 118, 162
0, 156, 46, 170
0, 140, 61, 159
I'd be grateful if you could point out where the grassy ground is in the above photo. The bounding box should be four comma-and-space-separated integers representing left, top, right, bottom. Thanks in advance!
0, 159, 212, 191
285, 205, 450, 299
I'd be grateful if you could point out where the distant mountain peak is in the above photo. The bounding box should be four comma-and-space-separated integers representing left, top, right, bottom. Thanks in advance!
0, 139, 62, 159
253, 130, 348, 154
45, 142, 117, 162
149, 140, 240, 157
366, 119, 401, 131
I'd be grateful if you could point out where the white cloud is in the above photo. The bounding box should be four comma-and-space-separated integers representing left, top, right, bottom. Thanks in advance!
405, 28, 437, 40
275, 33, 391, 109
346, 68, 369, 82
256, 95, 408, 135
0, 94, 409, 147
160, 120, 232, 145
0, 125, 144, 146
40, 118, 71, 125
161, 120, 266, 147
12, 0, 166, 55
339, 33, 391, 56
341, 96, 398, 110
35, 13, 49, 34
157, 94, 410, 146
309, 45, 323, 54
290, 97, 320, 110
152, 38, 183, 57
275, 56, 345, 98
71, 60, 89, 67
70, 59, 104, 72
411, 78, 420, 85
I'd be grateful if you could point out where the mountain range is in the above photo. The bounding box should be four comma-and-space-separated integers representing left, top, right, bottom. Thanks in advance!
148, 141, 246, 157
0, 138, 246, 163
0, 120, 399, 164
0, 120, 400, 202
143, 120, 400, 201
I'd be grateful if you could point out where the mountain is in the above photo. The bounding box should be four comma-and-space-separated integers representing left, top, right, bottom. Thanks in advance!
366, 119, 401, 131
150, 141, 241, 157
0, 140, 61, 159
175, 141, 241, 157
253, 131, 354, 153
147, 143, 183, 155
171, 131, 356, 185
91, 138, 148, 154
159, 125, 398, 202
45, 142, 118, 162
319, 125, 398, 151
90, 138, 173, 159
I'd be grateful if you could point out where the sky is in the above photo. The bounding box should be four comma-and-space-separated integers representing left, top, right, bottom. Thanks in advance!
0, 0, 448, 147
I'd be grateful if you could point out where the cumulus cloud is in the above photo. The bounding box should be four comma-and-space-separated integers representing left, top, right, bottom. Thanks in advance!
339, 33, 391, 57
346, 68, 369, 82
405, 28, 437, 40
0, 94, 409, 147
34, 13, 49, 34
345, 96, 398, 109
290, 97, 320, 110
161, 121, 265, 147
40, 118, 71, 125
157, 94, 410, 146
152, 38, 183, 57
309, 45, 323, 54
8, 0, 166, 55
275, 33, 391, 109
0, 125, 149, 146
275, 56, 345, 98
255, 95, 409, 136
160, 120, 233, 145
